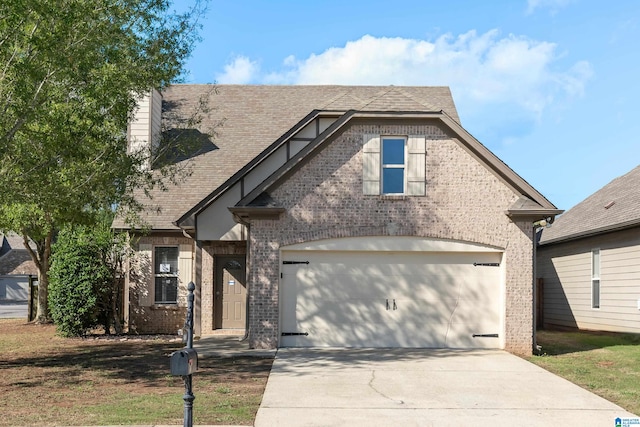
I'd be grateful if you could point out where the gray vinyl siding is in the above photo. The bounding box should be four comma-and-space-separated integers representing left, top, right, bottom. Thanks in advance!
537, 228, 640, 333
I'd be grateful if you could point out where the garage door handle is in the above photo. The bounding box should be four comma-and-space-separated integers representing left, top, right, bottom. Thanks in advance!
386, 299, 390, 310
393, 299, 397, 310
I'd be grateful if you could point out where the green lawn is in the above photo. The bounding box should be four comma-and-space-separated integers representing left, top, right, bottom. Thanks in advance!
530, 329, 640, 416
0, 319, 272, 426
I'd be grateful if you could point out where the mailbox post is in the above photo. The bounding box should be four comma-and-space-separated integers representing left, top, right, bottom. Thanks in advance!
170, 281, 198, 427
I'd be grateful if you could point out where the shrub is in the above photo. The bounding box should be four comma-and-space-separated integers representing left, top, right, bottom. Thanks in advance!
48, 225, 113, 337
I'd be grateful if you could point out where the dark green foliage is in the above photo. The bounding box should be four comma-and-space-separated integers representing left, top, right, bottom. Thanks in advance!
49, 225, 114, 337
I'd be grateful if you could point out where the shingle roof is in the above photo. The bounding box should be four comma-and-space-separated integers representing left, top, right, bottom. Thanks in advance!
539, 165, 640, 245
0, 233, 38, 276
113, 85, 460, 230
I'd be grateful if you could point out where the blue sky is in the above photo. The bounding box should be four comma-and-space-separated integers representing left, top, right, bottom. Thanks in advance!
181, 0, 639, 211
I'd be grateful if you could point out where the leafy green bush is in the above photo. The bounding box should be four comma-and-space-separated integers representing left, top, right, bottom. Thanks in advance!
48, 225, 114, 337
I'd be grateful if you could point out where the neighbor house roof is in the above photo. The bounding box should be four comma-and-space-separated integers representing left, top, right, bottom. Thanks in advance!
539, 165, 640, 245
113, 85, 460, 230
0, 233, 38, 276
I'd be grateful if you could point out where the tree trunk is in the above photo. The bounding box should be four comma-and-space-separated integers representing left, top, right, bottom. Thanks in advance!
112, 281, 123, 335
111, 259, 124, 334
34, 229, 53, 323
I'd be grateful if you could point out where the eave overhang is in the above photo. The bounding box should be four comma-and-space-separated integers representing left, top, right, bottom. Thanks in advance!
506, 209, 565, 221
505, 196, 563, 222
236, 110, 560, 214
540, 218, 640, 246
175, 108, 560, 233
228, 207, 285, 222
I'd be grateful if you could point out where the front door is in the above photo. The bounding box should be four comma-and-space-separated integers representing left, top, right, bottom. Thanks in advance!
214, 256, 247, 330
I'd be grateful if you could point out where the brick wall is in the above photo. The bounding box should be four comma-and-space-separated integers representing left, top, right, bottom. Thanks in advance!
128, 234, 192, 334
246, 122, 535, 355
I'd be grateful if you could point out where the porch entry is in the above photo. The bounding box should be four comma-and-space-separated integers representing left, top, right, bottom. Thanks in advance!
214, 255, 247, 330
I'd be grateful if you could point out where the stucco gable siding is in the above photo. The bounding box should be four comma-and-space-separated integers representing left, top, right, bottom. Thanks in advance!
538, 227, 640, 333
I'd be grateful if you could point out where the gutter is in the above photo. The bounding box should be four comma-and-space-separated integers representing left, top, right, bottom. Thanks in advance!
539, 218, 640, 246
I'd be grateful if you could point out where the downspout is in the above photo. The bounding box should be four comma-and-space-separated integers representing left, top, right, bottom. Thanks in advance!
532, 217, 553, 355
532, 223, 538, 355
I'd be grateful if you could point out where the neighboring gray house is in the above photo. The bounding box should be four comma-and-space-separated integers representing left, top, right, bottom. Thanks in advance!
0, 233, 38, 301
537, 165, 640, 333
115, 85, 561, 356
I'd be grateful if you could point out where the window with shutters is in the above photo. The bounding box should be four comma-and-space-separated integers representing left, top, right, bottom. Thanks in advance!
363, 134, 426, 196
154, 246, 179, 304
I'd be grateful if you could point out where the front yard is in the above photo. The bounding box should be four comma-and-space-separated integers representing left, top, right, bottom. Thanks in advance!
0, 319, 272, 426
531, 329, 640, 416
2, 318, 639, 425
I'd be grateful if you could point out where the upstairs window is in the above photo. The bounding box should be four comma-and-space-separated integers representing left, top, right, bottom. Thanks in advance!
363, 134, 426, 196
381, 138, 406, 194
155, 246, 179, 304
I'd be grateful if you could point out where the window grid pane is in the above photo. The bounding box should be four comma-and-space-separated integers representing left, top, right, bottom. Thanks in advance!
381, 137, 406, 194
592, 279, 600, 309
382, 138, 405, 165
154, 246, 178, 304
591, 249, 600, 309
382, 168, 404, 194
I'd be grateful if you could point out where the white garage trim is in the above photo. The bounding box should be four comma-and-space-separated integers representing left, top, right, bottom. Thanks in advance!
279, 237, 505, 349
283, 236, 503, 253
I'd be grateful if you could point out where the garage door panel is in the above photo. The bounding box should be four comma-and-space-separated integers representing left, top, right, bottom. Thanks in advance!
289, 269, 500, 303
281, 248, 503, 349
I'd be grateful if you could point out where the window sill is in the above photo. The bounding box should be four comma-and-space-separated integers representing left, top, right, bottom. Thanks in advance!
151, 304, 180, 310
379, 195, 408, 201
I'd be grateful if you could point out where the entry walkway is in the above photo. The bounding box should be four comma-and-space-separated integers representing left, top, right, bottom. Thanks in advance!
255, 348, 637, 427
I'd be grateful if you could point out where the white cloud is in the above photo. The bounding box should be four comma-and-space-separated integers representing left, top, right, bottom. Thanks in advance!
215, 55, 259, 84
526, 0, 575, 15
216, 31, 592, 136
261, 32, 592, 119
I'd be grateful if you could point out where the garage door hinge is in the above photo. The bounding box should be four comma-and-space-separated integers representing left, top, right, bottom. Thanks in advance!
473, 262, 500, 267
283, 261, 309, 265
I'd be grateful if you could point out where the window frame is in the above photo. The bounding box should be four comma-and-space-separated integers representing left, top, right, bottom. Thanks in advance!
591, 248, 600, 309
380, 136, 407, 195
154, 245, 179, 304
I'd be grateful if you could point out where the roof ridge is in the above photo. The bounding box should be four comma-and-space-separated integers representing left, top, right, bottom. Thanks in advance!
319, 90, 366, 110
358, 87, 397, 110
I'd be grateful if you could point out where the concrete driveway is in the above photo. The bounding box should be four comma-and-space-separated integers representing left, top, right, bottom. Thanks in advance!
0, 300, 28, 319
255, 348, 637, 427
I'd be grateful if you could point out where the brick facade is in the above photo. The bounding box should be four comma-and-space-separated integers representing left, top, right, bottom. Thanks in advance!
245, 123, 535, 355
127, 234, 192, 334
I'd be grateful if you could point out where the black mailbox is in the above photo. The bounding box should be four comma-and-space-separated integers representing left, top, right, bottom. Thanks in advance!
170, 348, 198, 376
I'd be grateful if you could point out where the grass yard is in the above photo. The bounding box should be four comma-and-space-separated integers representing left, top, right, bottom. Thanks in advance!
531, 329, 640, 416
0, 319, 273, 426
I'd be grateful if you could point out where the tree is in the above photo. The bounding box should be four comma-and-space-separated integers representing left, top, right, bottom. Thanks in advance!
49, 212, 131, 336
49, 223, 111, 337
0, 0, 208, 322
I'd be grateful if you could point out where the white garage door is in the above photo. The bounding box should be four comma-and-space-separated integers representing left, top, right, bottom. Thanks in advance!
280, 241, 503, 349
